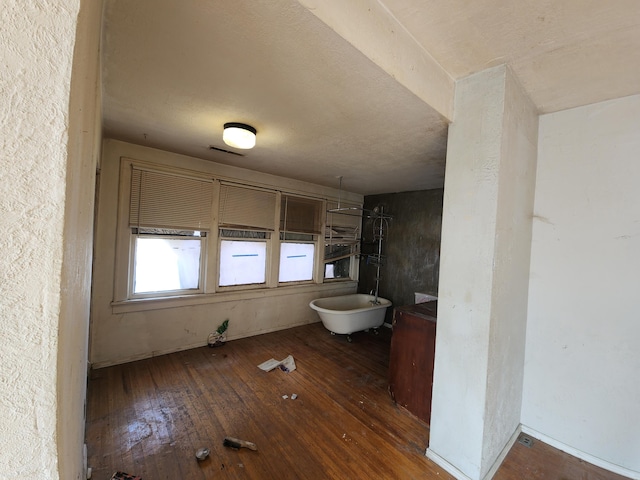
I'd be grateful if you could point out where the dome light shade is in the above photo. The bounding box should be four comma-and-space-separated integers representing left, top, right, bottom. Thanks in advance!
223, 122, 257, 149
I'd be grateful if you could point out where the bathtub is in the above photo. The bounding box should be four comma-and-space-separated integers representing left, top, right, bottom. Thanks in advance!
309, 294, 392, 338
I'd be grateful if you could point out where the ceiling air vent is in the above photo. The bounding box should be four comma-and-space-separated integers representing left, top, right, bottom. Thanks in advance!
209, 145, 245, 156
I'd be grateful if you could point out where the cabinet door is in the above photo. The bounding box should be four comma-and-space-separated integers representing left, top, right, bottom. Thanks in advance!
388, 307, 437, 425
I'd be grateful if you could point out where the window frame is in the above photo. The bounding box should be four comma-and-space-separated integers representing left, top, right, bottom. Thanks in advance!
323, 242, 358, 281
278, 234, 317, 285
128, 229, 207, 298
323, 202, 362, 282
114, 159, 218, 301
216, 229, 272, 291
111, 157, 360, 309
278, 194, 325, 286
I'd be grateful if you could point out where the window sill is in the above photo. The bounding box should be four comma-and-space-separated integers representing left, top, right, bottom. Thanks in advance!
111, 280, 357, 314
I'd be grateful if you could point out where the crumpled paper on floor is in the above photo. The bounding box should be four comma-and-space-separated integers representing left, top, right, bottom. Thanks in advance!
257, 355, 296, 373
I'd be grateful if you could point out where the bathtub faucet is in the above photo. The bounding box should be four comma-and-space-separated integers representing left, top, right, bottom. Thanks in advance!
369, 289, 381, 305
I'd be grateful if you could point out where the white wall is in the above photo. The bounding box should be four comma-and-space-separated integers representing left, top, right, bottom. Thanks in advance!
481, 67, 538, 475
523, 94, 640, 477
91, 140, 361, 367
428, 65, 538, 480
0, 1, 100, 479
58, 1, 104, 478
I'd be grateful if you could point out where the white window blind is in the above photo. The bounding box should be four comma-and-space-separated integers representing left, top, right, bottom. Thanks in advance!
280, 195, 323, 234
218, 184, 276, 231
129, 167, 214, 230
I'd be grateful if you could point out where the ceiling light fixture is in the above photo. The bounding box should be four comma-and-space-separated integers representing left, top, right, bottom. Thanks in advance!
223, 122, 257, 149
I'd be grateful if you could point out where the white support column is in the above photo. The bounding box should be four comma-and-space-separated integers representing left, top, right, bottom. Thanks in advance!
427, 65, 538, 480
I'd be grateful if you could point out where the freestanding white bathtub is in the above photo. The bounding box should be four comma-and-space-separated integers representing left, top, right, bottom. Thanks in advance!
309, 294, 392, 340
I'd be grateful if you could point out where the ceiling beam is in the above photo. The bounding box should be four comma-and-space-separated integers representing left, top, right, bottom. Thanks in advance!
297, 0, 454, 121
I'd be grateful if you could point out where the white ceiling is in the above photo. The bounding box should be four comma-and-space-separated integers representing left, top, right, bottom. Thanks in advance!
101, 0, 640, 195
381, 0, 640, 114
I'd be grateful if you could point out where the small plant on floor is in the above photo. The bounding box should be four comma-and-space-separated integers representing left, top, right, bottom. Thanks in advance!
208, 319, 229, 347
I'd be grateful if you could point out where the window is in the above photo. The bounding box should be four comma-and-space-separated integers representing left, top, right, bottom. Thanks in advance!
133, 229, 204, 294
217, 185, 276, 289
218, 240, 267, 286
218, 230, 268, 287
113, 159, 361, 305
323, 244, 354, 279
279, 234, 315, 282
279, 196, 322, 283
127, 166, 213, 298
324, 202, 361, 281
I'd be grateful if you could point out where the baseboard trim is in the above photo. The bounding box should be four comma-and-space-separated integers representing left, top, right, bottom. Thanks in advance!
426, 425, 521, 480
91, 319, 319, 368
521, 425, 640, 480
481, 425, 521, 480
426, 448, 472, 480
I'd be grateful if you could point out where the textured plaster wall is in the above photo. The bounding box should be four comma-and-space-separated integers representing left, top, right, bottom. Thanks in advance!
91, 140, 360, 367
0, 1, 84, 479
358, 189, 444, 313
522, 94, 640, 477
58, 1, 103, 479
481, 66, 538, 476
428, 65, 537, 480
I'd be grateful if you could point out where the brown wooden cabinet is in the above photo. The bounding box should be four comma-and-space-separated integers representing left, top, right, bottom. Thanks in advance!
388, 301, 437, 425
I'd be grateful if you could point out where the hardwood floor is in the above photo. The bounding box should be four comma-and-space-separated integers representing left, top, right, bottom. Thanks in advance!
86, 323, 627, 480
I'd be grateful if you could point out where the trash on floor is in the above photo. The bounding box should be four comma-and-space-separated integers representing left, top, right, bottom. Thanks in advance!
223, 436, 258, 451
195, 447, 210, 461
111, 473, 143, 480
257, 354, 296, 372
208, 319, 229, 347
282, 394, 289, 399
291, 393, 298, 400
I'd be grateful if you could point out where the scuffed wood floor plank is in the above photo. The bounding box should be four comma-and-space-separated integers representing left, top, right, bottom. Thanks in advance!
86, 322, 626, 480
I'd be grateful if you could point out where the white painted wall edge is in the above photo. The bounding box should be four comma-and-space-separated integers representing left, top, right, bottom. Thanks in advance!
481, 427, 521, 480
521, 425, 640, 480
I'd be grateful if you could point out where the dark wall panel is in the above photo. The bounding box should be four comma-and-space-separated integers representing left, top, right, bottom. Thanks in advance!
358, 189, 443, 316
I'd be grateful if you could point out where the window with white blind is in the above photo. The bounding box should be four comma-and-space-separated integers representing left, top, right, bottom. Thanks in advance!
128, 166, 213, 297
218, 184, 276, 287
278, 195, 322, 283
114, 158, 358, 305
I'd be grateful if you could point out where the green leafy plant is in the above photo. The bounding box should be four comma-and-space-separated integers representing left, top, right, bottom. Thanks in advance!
208, 319, 230, 348
216, 319, 229, 335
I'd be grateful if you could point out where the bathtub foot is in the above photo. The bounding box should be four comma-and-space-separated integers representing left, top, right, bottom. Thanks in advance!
330, 331, 336, 336
372, 328, 380, 335
346, 335, 353, 343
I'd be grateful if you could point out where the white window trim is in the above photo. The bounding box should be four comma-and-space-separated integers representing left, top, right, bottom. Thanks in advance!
111, 279, 358, 314
111, 157, 359, 311
216, 235, 272, 291
128, 231, 207, 298
278, 237, 318, 286
114, 158, 217, 301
